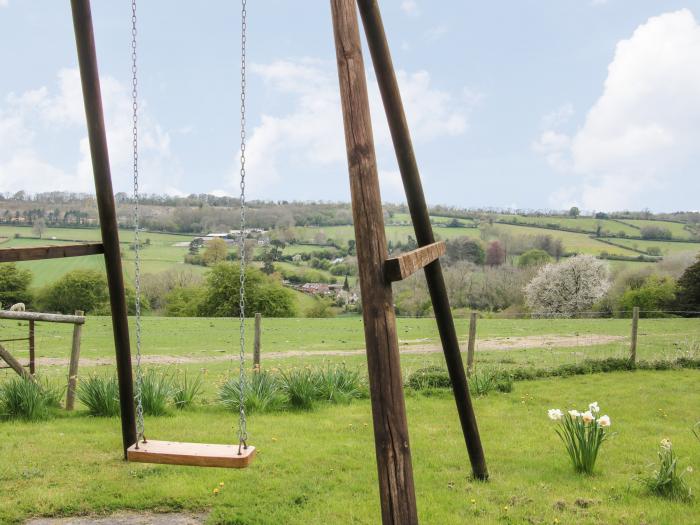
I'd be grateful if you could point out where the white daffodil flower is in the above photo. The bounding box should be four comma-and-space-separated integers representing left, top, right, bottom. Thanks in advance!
548, 409, 563, 421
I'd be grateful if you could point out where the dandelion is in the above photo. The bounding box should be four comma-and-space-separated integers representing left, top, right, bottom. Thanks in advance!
213, 488, 220, 495
548, 409, 563, 421
597, 415, 611, 427
219, 482, 225, 487
589, 401, 600, 413
470, 498, 476, 504
272, 437, 277, 442
581, 410, 594, 424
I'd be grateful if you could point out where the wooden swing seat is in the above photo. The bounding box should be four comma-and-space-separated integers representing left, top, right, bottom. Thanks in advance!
127, 440, 255, 468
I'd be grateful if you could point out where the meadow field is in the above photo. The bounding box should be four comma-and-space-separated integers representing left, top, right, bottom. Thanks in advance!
0, 313, 698, 523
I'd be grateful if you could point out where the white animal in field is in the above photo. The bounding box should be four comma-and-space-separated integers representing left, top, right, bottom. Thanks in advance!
9, 303, 25, 312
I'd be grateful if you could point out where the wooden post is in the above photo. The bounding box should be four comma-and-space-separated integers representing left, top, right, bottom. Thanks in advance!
331, 2, 418, 523
467, 312, 477, 376
356, 0, 488, 480
66, 310, 84, 411
253, 313, 261, 372
0, 344, 33, 381
71, 0, 137, 456
630, 306, 639, 365
28, 320, 35, 375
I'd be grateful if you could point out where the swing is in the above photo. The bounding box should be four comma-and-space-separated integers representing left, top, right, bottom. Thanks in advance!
125, 0, 255, 469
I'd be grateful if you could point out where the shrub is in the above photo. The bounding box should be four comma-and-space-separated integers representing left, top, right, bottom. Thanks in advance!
172, 371, 203, 410
0, 263, 33, 307
37, 269, 109, 314
548, 402, 611, 474
164, 286, 204, 317
617, 275, 677, 316
138, 369, 175, 416
78, 374, 120, 417
517, 249, 552, 269
638, 439, 693, 501
316, 365, 365, 404
0, 377, 57, 421
220, 371, 286, 414
470, 369, 497, 396
280, 368, 319, 410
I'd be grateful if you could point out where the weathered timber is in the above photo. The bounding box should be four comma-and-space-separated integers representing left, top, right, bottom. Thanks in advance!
66, 310, 84, 411
0, 243, 104, 263
384, 241, 445, 282
71, 0, 137, 456
0, 311, 85, 324
127, 440, 256, 469
28, 320, 35, 375
356, 0, 488, 480
253, 313, 262, 371
0, 344, 33, 381
467, 312, 477, 376
331, 1, 418, 523
630, 306, 639, 364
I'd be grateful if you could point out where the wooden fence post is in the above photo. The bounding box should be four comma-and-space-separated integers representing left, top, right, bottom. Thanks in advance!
253, 313, 261, 372
630, 306, 639, 365
28, 320, 35, 375
467, 312, 477, 376
0, 343, 34, 381
66, 310, 84, 411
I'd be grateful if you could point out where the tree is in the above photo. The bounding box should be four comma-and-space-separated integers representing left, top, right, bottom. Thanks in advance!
617, 275, 676, 317
342, 275, 350, 292
524, 255, 610, 317
164, 286, 205, 317
188, 238, 204, 255
0, 264, 33, 307
202, 238, 229, 265
37, 269, 109, 314
517, 249, 552, 269
568, 206, 580, 218
198, 263, 296, 317
446, 237, 485, 265
675, 256, 700, 316
485, 240, 506, 267
32, 218, 46, 239
640, 226, 672, 240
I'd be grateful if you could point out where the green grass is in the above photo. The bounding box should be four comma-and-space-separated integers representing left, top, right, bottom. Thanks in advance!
498, 214, 641, 237
0, 371, 698, 523
622, 219, 695, 240
606, 237, 700, 257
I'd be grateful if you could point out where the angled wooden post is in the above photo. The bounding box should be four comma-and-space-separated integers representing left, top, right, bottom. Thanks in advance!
253, 313, 262, 371
71, 0, 137, 456
630, 306, 639, 365
356, 0, 488, 480
28, 320, 35, 375
467, 312, 477, 376
331, 1, 418, 523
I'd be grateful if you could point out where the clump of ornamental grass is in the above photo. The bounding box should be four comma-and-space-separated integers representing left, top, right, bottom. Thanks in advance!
548, 401, 612, 474
0, 376, 62, 421
315, 364, 365, 404
172, 371, 203, 410
139, 368, 175, 416
78, 374, 120, 417
280, 368, 319, 411
220, 370, 285, 415
638, 439, 693, 502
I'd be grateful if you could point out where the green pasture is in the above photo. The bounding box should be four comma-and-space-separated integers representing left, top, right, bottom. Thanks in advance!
0, 370, 698, 524
497, 214, 641, 237
622, 219, 695, 240
607, 237, 700, 257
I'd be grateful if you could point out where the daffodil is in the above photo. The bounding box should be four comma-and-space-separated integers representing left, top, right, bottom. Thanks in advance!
589, 402, 600, 413
548, 408, 563, 421
581, 410, 594, 424
568, 409, 580, 418
597, 415, 611, 427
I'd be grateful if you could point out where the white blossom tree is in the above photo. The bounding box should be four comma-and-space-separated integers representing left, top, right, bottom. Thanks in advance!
524, 255, 610, 317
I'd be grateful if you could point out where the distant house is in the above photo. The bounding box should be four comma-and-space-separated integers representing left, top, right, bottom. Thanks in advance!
291, 254, 303, 263
300, 283, 332, 296
330, 257, 344, 265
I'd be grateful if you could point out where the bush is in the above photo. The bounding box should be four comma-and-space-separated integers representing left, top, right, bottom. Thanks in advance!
406, 366, 451, 390
164, 286, 204, 317
305, 298, 336, 318
0, 377, 59, 421
0, 263, 33, 307
517, 249, 552, 269
638, 440, 693, 501
220, 371, 286, 414
37, 269, 109, 314
470, 369, 497, 396
641, 226, 672, 240
138, 369, 175, 416
78, 375, 120, 417
617, 275, 677, 316
172, 371, 203, 410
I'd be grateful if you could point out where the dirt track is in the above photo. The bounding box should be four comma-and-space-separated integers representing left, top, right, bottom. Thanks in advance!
31, 334, 626, 367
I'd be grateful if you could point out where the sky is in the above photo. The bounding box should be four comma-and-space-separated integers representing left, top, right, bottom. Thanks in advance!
1, 1, 699, 213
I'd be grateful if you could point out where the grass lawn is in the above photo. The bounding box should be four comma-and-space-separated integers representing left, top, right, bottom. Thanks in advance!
0, 370, 698, 523
622, 219, 696, 240
608, 238, 700, 257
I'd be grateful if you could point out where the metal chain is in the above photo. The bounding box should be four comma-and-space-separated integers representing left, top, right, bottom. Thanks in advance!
237, 0, 248, 453
131, 0, 146, 446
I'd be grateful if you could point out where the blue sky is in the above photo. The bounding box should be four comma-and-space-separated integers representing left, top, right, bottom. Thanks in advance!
1, 0, 699, 212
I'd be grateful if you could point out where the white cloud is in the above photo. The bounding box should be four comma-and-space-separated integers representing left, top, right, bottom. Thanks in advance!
235, 58, 477, 201
0, 68, 181, 195
0, 0, 8, 7
401, 1, 420, 17
424, 25, 449, 42
536, 9, 700, 210
540, 103, 574, 130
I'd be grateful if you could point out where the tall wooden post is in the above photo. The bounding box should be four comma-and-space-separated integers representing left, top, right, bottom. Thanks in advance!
630, 306, 639, 364
467, 312, 477, 376
253, 313, 262, 371
356, 0, 488, 480
71, 0, 137, 456
331, 1, 418, 523
66, 310, 84, 411
28, 320, 35, 375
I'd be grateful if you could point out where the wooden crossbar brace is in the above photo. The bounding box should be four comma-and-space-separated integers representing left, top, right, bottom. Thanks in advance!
0, 311, 86, 325
0, 242, 104, 263
384, 241, 445, 282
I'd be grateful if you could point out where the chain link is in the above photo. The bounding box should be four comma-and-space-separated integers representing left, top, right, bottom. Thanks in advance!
131, 0, 146, 446
236, 0, 248, 452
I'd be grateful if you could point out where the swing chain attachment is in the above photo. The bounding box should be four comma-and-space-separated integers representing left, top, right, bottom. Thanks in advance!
237, 0, 249, 454
131, 0, 146, 447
